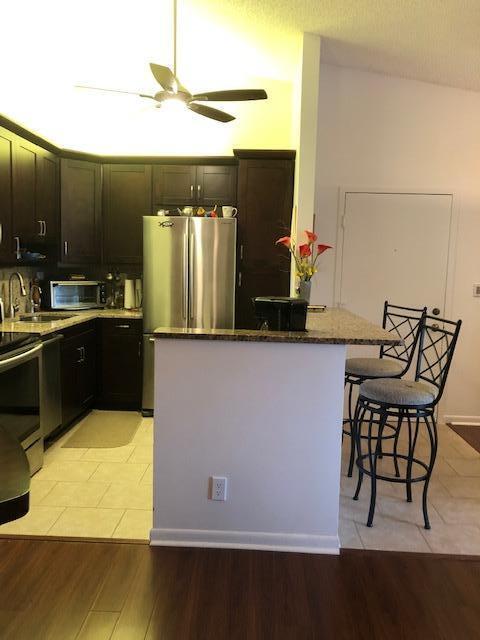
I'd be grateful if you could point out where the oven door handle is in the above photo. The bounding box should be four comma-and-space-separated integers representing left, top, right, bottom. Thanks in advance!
0, 343, 43, 370
41, 334, 64, 348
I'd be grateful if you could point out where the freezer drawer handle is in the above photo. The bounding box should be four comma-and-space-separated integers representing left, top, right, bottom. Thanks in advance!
115, 324, 130, 329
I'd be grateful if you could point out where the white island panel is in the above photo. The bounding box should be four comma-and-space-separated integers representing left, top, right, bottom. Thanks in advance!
151, 338, 346, 554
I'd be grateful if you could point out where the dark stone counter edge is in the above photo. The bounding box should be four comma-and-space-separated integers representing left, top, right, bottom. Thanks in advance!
153, 331, 402, 346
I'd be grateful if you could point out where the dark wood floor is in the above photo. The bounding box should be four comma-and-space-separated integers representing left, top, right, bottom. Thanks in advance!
0, 537, 479, 639
448, 423, 480, 454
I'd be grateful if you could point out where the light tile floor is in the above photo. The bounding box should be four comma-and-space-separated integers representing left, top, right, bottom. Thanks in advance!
1, 411, 480, 554
0, 412, 153, 540
340, 421, 480, 554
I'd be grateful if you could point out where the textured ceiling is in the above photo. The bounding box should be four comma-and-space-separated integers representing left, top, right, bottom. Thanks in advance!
199, 0, 480, 92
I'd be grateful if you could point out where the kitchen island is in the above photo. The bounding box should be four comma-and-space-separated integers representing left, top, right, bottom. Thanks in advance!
151, 308, 400, 554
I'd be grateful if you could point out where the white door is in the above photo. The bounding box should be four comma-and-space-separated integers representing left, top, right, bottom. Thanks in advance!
337, 191, 453, 357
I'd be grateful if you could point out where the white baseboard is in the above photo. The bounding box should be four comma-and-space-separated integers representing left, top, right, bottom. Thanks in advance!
149, 527, 340, 555
444, 415, 480, 426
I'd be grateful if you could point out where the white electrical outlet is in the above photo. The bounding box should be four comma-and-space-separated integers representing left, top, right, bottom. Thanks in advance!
210, 476, 227, 501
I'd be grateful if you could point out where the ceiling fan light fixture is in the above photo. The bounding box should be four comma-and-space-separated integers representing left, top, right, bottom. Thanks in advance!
159, 95, 187, 113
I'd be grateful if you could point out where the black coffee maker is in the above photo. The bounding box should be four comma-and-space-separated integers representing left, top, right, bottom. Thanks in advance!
253, 297, 308, 331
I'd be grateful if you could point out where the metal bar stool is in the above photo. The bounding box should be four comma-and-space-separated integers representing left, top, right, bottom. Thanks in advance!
343, 302, 426, 476
352, 315, 462, 529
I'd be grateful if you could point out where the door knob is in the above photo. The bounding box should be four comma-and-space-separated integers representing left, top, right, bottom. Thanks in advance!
432, 308, 441, 315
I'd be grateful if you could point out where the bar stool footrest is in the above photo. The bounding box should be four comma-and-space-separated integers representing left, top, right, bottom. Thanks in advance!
356, 451, 430, 484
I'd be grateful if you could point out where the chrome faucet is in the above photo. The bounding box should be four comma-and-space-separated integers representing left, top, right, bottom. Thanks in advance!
8, 272, 27, 318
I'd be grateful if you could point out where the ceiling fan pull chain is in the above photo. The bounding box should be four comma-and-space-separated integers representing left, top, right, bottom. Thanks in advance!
173, 0, 177, 78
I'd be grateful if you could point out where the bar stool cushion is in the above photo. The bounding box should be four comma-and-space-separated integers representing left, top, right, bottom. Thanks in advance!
359, 378, 437, 406
345, 357, 404, 378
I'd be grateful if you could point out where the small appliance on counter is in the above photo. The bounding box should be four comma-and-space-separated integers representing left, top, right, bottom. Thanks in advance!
46, 279, 106, 310
253, 297, 308, 332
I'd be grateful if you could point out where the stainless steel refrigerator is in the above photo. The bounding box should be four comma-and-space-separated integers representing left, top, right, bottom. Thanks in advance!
142, 215, 236, 413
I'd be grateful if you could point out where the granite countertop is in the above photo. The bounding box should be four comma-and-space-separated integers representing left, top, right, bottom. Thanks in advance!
0, 309, 143, 336
153, 308, 401, 345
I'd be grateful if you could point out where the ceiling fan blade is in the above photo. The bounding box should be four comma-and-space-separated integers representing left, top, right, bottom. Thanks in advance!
149, 63, 177, 91
188, 102, 235, 123
75, 85, 154, 99
192, 89, 267, 102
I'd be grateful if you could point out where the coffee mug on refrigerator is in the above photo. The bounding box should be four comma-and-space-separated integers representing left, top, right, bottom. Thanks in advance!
222, 206, 238, 218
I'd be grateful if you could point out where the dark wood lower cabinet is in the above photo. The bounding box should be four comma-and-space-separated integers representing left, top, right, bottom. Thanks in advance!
60, 323, 97, 427
97, 319, 143, 409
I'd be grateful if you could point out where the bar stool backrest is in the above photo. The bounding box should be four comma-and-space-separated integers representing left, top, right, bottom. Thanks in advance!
415, 315, 462, 406
380, 302, 427, 376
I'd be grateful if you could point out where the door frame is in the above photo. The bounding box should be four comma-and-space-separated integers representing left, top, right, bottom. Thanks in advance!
333, 186, 460, 420
333, 186, 459, 321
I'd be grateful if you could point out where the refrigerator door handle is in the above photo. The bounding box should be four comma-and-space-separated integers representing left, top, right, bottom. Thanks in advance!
182, 234, 188, 319
189, 232, 195, 320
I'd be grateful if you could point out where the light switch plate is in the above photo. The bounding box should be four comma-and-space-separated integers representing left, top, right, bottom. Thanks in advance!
474, 284, 480, 297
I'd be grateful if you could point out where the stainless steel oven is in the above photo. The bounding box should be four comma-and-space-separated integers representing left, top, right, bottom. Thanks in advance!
49, 280, 106, 310
0, 334, 43, 475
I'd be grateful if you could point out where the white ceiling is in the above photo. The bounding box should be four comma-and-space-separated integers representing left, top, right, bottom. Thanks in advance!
203, 0, 480, 92
1, 1, 478, 153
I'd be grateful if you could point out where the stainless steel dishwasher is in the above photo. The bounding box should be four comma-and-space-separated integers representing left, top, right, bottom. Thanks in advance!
41, 334, 64, 439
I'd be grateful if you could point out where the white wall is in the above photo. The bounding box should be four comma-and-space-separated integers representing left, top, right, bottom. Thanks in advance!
312, 63, 480, 421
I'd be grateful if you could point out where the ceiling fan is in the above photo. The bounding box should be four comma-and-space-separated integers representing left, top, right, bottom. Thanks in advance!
76, 0, 267, 123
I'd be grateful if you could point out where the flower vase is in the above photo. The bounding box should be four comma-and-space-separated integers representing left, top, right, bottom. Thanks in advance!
298, 279, 311, 303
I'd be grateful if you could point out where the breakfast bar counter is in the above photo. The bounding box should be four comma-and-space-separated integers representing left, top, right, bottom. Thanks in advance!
151, 308, 399, 554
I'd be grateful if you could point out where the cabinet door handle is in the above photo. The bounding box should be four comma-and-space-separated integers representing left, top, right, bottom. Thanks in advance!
14, 236, 20, 260
64, 241, 68, 256
0, 222, 2, 245
76, 346, 83, 363
116, 324, 130, 329
43, 221, 47, 236
37, 220, 43, 237
197, 184, 201, 198
190, 184, 194, 198
138, 340, 141, 358
238, 271, 242, 287
240, 244, 244, 261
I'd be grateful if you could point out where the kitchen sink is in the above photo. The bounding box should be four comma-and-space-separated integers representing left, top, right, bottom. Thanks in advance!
18, 314, 75, 323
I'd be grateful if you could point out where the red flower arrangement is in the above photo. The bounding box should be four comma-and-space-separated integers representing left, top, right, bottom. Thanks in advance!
276, 230, 332, 282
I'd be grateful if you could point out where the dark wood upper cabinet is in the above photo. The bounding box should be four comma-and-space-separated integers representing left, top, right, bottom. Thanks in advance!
60, 159, 101, 264
153, 164, 237, 208
0, 129, 14, 262
234, 153, 295, 329
153, 165, 196, 206
0, 129, 59, 264
196, 165, 237, 207
103, 164, 152, 264
35, 149, 59, 255
12, 139, 36, 255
